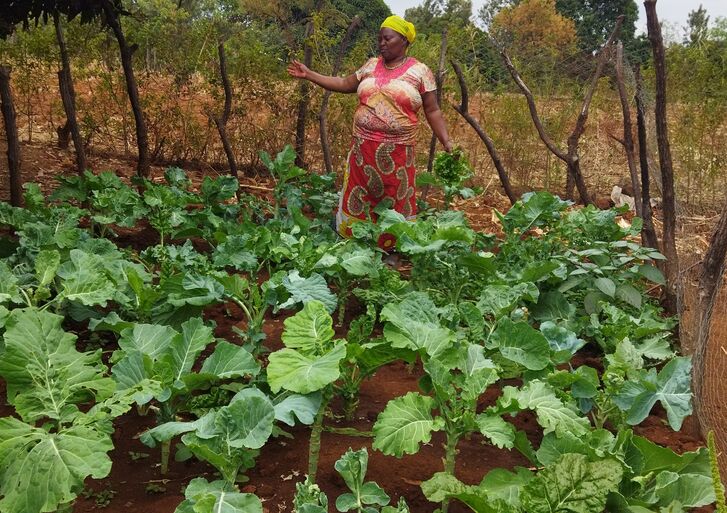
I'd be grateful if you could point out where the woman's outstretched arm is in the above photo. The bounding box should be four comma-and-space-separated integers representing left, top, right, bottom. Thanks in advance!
287, 60, 360, 93
422, 91, 453, 152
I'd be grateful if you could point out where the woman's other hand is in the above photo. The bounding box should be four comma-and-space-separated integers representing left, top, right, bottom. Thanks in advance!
443, 140, 454, 153
287, 60, 309, 79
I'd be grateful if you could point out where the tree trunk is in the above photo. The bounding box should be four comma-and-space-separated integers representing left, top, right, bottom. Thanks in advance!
614, 41, 641, 217
634, 66, 660, 250
451, 60, 516, 205
645, 0, 679, 315
101, 0, 150, 178
0, 66, 22, 206
320, 15, 360, 174
54, 13, 87, 176
294, 2, 323, 168
427, 29, 448, 174
213, 41, 238, 177
56, 120, 71, 149
694, 199, 727, 437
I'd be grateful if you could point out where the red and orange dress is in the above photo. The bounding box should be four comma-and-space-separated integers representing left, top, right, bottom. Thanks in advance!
335, 56, 436, 250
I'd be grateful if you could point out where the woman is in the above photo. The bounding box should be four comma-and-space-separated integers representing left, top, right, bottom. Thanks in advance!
287, 15, 452, 250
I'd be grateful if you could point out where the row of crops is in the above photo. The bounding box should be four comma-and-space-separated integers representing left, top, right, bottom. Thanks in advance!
0, 146, 718, 513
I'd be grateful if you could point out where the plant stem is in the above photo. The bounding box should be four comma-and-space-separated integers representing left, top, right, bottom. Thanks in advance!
307, 389, 331, 483
441, 431, 459, 513
160, 439, 170, 475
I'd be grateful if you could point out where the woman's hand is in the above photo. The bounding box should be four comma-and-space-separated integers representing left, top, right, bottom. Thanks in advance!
443, 140, 454, 153
287, 59, 309, 80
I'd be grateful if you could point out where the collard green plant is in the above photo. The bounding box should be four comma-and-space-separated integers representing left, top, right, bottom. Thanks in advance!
294, 448, 410, 513
111, 317, 260, 473
0, 308, 157, 513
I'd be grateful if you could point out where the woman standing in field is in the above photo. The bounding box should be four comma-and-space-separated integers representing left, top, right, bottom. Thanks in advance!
287, 15, 452, 251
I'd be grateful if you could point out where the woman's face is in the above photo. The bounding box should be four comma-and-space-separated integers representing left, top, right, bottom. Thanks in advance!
378, 28, 408, 61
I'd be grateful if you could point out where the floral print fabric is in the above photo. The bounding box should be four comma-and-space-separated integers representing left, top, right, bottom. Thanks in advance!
353, 57, 436, 146
336, 137, 416, 251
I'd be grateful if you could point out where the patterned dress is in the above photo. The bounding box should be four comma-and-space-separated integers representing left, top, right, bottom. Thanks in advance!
335, 56, 436, 250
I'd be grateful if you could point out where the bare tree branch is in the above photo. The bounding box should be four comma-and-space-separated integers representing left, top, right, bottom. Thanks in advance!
614, 40, 641, 217
320, 15, 360, 174
451, 60, 516, 205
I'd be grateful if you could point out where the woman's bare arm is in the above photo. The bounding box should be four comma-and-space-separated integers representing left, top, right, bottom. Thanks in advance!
422, 91, 453, 152
287, 60, 360, 93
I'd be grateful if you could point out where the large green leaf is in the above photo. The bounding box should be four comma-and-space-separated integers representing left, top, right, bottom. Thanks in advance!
199, 341, 259, 379
0, 308, 114, 423
267, 343, 346, 394
218, 388, 276, 450
420, 472, 509, 513
111, 351, 157, 404
500, 381, 590, 437
279, 271, 337, 313
118, 323, 178, 359
615, 357, 692, 430
338, 247, 380, 277
34, 249, 60, 289
0, 418, 113, 513
159, 317, 214, 387
381, 293, 455, 358
520, 454, 623, 513
490, 318, 551, 371
653, 471, 714, 508
476, 283, 539, 319
273, 393, 322, 426
0, 262, 20, 305
281, 300, 335, 355
57, 249, 115, 306
475, 414, 515, 449
175, 478, 262, 513
372, 392, 443, 457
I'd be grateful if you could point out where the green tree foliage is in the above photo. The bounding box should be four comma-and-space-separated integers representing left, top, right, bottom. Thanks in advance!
685, 4, 710, 46
405, 0, 473, 35
554, 0, 638, 53
0, 0, 122, 39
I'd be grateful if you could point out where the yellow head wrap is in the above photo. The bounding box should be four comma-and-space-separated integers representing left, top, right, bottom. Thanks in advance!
380, 15, 416, 44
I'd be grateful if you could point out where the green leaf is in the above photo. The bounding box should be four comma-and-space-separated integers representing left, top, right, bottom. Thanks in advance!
638, 264, 666, 285
111, 351, 157, 404
223, 388, 276, 449
338, 247, 380, 277
476, 414, 516, 449
500, 381, 590, 437
381, 292, 455, 358
160, 318, 214, 386
618, 357, 692, 430
176, 478, 262, 513
118, 323, 178, 359
520, 454, 622, 513
0, 418, 113, 513
34, 249, 60, 288
490, 318, 551, 371
421, 472, 506, 513
200, 341, 259, 379
539, 321, 585, 362
57, 249, 115, 306
532, 291, 575, 322
594, 277, 616, 298
273, 393, 322, 426
477, 283, 539, 319
654, 471, 715, 508
372, 392, 443, 457
279, 271, 337, 313
616, 283, 643, 309
267, 343, 346, 394
333, 448, 389, 512
281, 301, 335, 355
0, 308, 113, 423
0, 263, 20, 305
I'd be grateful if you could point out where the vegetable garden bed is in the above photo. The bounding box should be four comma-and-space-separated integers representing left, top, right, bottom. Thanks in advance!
0, 147, 719, 513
